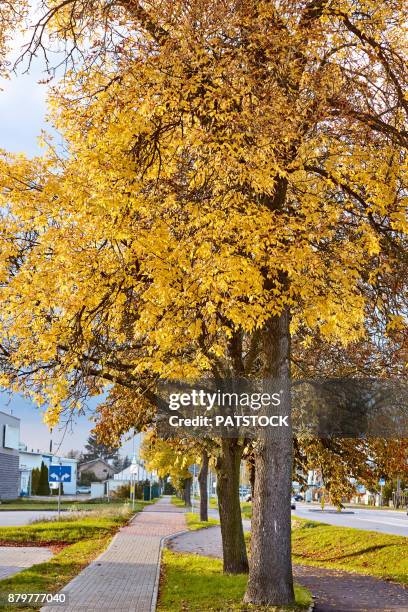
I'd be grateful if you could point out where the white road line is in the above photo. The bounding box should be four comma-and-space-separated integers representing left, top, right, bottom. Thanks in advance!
353, 517, 407, 528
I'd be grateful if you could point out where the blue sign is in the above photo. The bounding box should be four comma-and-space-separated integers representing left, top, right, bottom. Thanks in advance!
378, 478, 386, 487
49, 465, 72, 483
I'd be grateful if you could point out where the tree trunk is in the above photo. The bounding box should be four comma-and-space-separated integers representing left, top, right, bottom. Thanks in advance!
216, 438, 249, 574
198, 449, 209, 522
244, 306, 295, 605
183, 477, 192, 507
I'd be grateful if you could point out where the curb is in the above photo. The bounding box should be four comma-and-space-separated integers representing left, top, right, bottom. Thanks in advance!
0, 509, 68, 512
150, 503, 189, 612
150, 527, 190, 612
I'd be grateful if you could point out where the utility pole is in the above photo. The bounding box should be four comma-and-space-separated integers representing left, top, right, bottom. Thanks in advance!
192, 464, 197, 513
57, 458, 62, 520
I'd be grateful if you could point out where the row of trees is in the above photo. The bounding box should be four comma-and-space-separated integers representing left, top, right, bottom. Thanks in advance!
0, 1, 407, 606
30, 462, 65, 495
31, 461, 50, 496
141, 431, 408, 511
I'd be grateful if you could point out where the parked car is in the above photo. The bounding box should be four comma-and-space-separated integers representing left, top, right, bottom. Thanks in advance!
293, 494, 303, 502
76, 485, 91, 494
245, 493, 296, 509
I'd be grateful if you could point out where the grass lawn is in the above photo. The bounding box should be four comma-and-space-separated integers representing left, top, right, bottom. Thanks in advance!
209, 498, 218, 509
171, 496, 219, 530
291, 517, 408, 584
241, 502, 252, 519
176, 497, 408, 585
0, 503, 142, 611
186, 512, 219, 531
158, 550, 312, 611
171, 496, 187, 509
208, 497, 252, 520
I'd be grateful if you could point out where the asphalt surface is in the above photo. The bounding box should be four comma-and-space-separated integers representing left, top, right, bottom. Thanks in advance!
0, 510, 62, 526
205, 501, 408, 537
293, 503, 408, 537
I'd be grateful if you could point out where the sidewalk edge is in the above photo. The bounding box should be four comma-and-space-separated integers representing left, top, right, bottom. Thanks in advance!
150, 528, 190, 612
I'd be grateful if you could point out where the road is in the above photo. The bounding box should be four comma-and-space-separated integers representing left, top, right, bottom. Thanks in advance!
0, 511, 63, 526
293, 503, 408, 537
206, 501, 408, 537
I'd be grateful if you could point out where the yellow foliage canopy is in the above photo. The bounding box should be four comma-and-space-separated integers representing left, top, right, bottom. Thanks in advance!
0, 1, 406, 425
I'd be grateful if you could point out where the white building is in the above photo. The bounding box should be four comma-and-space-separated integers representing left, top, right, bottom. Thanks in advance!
113, 460, 150, 482
19, 449, 78, 495
106, 458, 154, 494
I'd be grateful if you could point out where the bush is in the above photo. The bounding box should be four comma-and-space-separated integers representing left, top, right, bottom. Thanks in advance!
37, 461, 50, 496
79, 470, 99, 486
111, 484, 131, 499
164, 481, 176, 495
111, 483, 144, 500
30, 467, 40, 495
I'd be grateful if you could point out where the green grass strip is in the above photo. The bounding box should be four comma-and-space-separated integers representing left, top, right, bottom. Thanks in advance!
291, 517, 408, 584
158, 550, 312, 611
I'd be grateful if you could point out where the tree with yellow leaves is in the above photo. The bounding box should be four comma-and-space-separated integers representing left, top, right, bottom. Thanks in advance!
141, 431, 195, 505
0, 1, 407, 605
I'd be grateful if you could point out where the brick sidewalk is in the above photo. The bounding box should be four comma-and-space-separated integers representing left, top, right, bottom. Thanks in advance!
42, 496, 186, 612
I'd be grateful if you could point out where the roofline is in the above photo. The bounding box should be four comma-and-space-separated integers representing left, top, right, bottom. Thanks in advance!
79, 458, 113, 468
19, 450, 78, 462
0, 409, 20, 422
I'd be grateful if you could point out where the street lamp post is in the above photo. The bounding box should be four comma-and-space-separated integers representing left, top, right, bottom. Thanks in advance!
57, 458, 62, 520
129, 456, 138, 511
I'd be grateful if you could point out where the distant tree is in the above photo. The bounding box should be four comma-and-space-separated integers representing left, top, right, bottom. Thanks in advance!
112, 456, 123, 473
30, 467, 40, 495
382, 478, 407, 506
37, 461, 50, 496
80, 470, 99, 486
83, 435, 118, 462
67, 449, 83, 461
141, 432, 195, 506
163, 479, 176, 495
122, 455, 131, 470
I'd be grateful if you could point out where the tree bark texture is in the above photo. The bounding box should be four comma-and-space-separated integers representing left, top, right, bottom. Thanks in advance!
216, 438, 249, 574
198, 449, 209, 522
